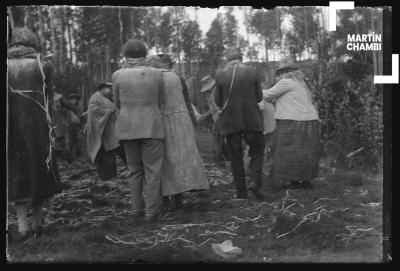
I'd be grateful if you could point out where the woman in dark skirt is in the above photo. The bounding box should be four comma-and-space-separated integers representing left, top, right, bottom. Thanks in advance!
263, 60, 320, 190
8, 28, 61, 238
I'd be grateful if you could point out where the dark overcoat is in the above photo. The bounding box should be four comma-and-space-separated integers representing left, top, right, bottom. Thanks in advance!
7, 53, 60, 203
214, 60, 264, 136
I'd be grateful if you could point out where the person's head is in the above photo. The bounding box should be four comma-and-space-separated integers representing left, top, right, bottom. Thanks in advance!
98, 82, 113, 99
10, 27, 40, 51
69, 93, 80, 105
122, 39, 147, 59
158, 54, 175, 69
224, 47, 242, 62
275, 58, 300, 80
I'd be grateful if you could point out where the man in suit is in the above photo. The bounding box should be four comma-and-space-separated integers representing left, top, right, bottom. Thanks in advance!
214, 47, 265, 200
112, 39, 165, 222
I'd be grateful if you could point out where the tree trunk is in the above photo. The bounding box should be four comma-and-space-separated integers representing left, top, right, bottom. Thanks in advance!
49, 7, 59, 74
130, 7, 135, 38
304, 8, 310, 58
119, 7, 123, 50
59, 7, 66, 73
105, 43, 111, 80
37, 6, 46, 55
66, 10, 74, 64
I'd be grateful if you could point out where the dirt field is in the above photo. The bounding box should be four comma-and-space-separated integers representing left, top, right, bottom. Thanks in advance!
7, 131, 384, 263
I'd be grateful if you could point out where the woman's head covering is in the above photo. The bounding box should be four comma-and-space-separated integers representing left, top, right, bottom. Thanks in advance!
224, 47, 242, 62
200, 75, 216, 93
122, 39, 147, 58
275, 58, 300, 76
146, 55, 163, 68
157, 54, 175, 68
10, 27, 40, 50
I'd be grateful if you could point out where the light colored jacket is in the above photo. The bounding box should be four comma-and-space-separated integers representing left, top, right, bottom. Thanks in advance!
112, 66, 165, 140
263, 78, 319, 121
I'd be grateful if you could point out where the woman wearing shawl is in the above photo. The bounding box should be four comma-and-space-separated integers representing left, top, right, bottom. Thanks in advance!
86, 82, 126, 181
263, 59, 320, 190
7, 28, 60, 239
146, 54, 209, 211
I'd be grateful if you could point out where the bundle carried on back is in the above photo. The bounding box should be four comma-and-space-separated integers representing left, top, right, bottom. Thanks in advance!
7, 27, 60, 204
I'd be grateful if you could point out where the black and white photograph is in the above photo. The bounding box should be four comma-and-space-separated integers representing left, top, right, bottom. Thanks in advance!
6, 3, 392, 263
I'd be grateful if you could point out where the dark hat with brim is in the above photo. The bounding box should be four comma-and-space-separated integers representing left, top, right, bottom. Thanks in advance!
200, 75, 216, 93
98, 82, 112, 90
158, 54, 176, 66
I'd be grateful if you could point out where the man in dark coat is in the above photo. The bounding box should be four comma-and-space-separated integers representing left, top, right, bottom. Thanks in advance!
214, 47, 265, 199
7, 28, 60, 238
113, 39, 165, 222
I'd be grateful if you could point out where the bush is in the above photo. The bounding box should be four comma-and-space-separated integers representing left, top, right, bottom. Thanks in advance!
312, 61, 383, 172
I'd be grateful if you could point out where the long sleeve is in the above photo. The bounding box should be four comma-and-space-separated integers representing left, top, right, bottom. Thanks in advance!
178, 75, 197, 126
112, 73, 120, 109
214, 73, 223, 108
263, 78, 291, 103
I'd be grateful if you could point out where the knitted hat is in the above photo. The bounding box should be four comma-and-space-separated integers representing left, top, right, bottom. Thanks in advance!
122, 39, 147, 58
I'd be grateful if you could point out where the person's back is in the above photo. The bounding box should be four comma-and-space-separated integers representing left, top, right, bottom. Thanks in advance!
161, 70, 187, 114
213, 47, 266, 200
113, 66, 165, 140
7, 28, 59, 237
113, 39, 165, 223
215, 60, 263, 136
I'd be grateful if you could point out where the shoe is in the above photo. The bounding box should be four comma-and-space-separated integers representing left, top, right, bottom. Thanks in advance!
234, 193, 249, 200
31, 227, 42, 238
299, 181, 314, 190
8, 230, 31, 243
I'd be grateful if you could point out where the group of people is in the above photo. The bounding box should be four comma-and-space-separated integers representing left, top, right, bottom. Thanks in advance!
7, 28, 321, 240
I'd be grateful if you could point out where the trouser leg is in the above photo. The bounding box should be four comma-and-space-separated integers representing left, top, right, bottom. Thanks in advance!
123, 140, 145, 214
114, 145, 127, 164
226, 132, 247, 197
15, 202, 29, 234
244, 131, 266, 191
32, 199, 45, 230
141, 139, 164, 216
212, 121, 225, 165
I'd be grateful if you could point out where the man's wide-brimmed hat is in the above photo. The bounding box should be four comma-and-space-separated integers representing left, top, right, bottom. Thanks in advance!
200, 75, 216, 93
224, 47, 242, 61
276, 58, 300, 74
98, 82, 112, 90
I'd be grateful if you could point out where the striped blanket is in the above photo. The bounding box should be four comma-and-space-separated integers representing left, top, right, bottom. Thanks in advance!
86, 92, 120, 163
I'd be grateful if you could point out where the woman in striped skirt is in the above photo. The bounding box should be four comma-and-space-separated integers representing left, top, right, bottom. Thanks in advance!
263, 60, 320, 190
